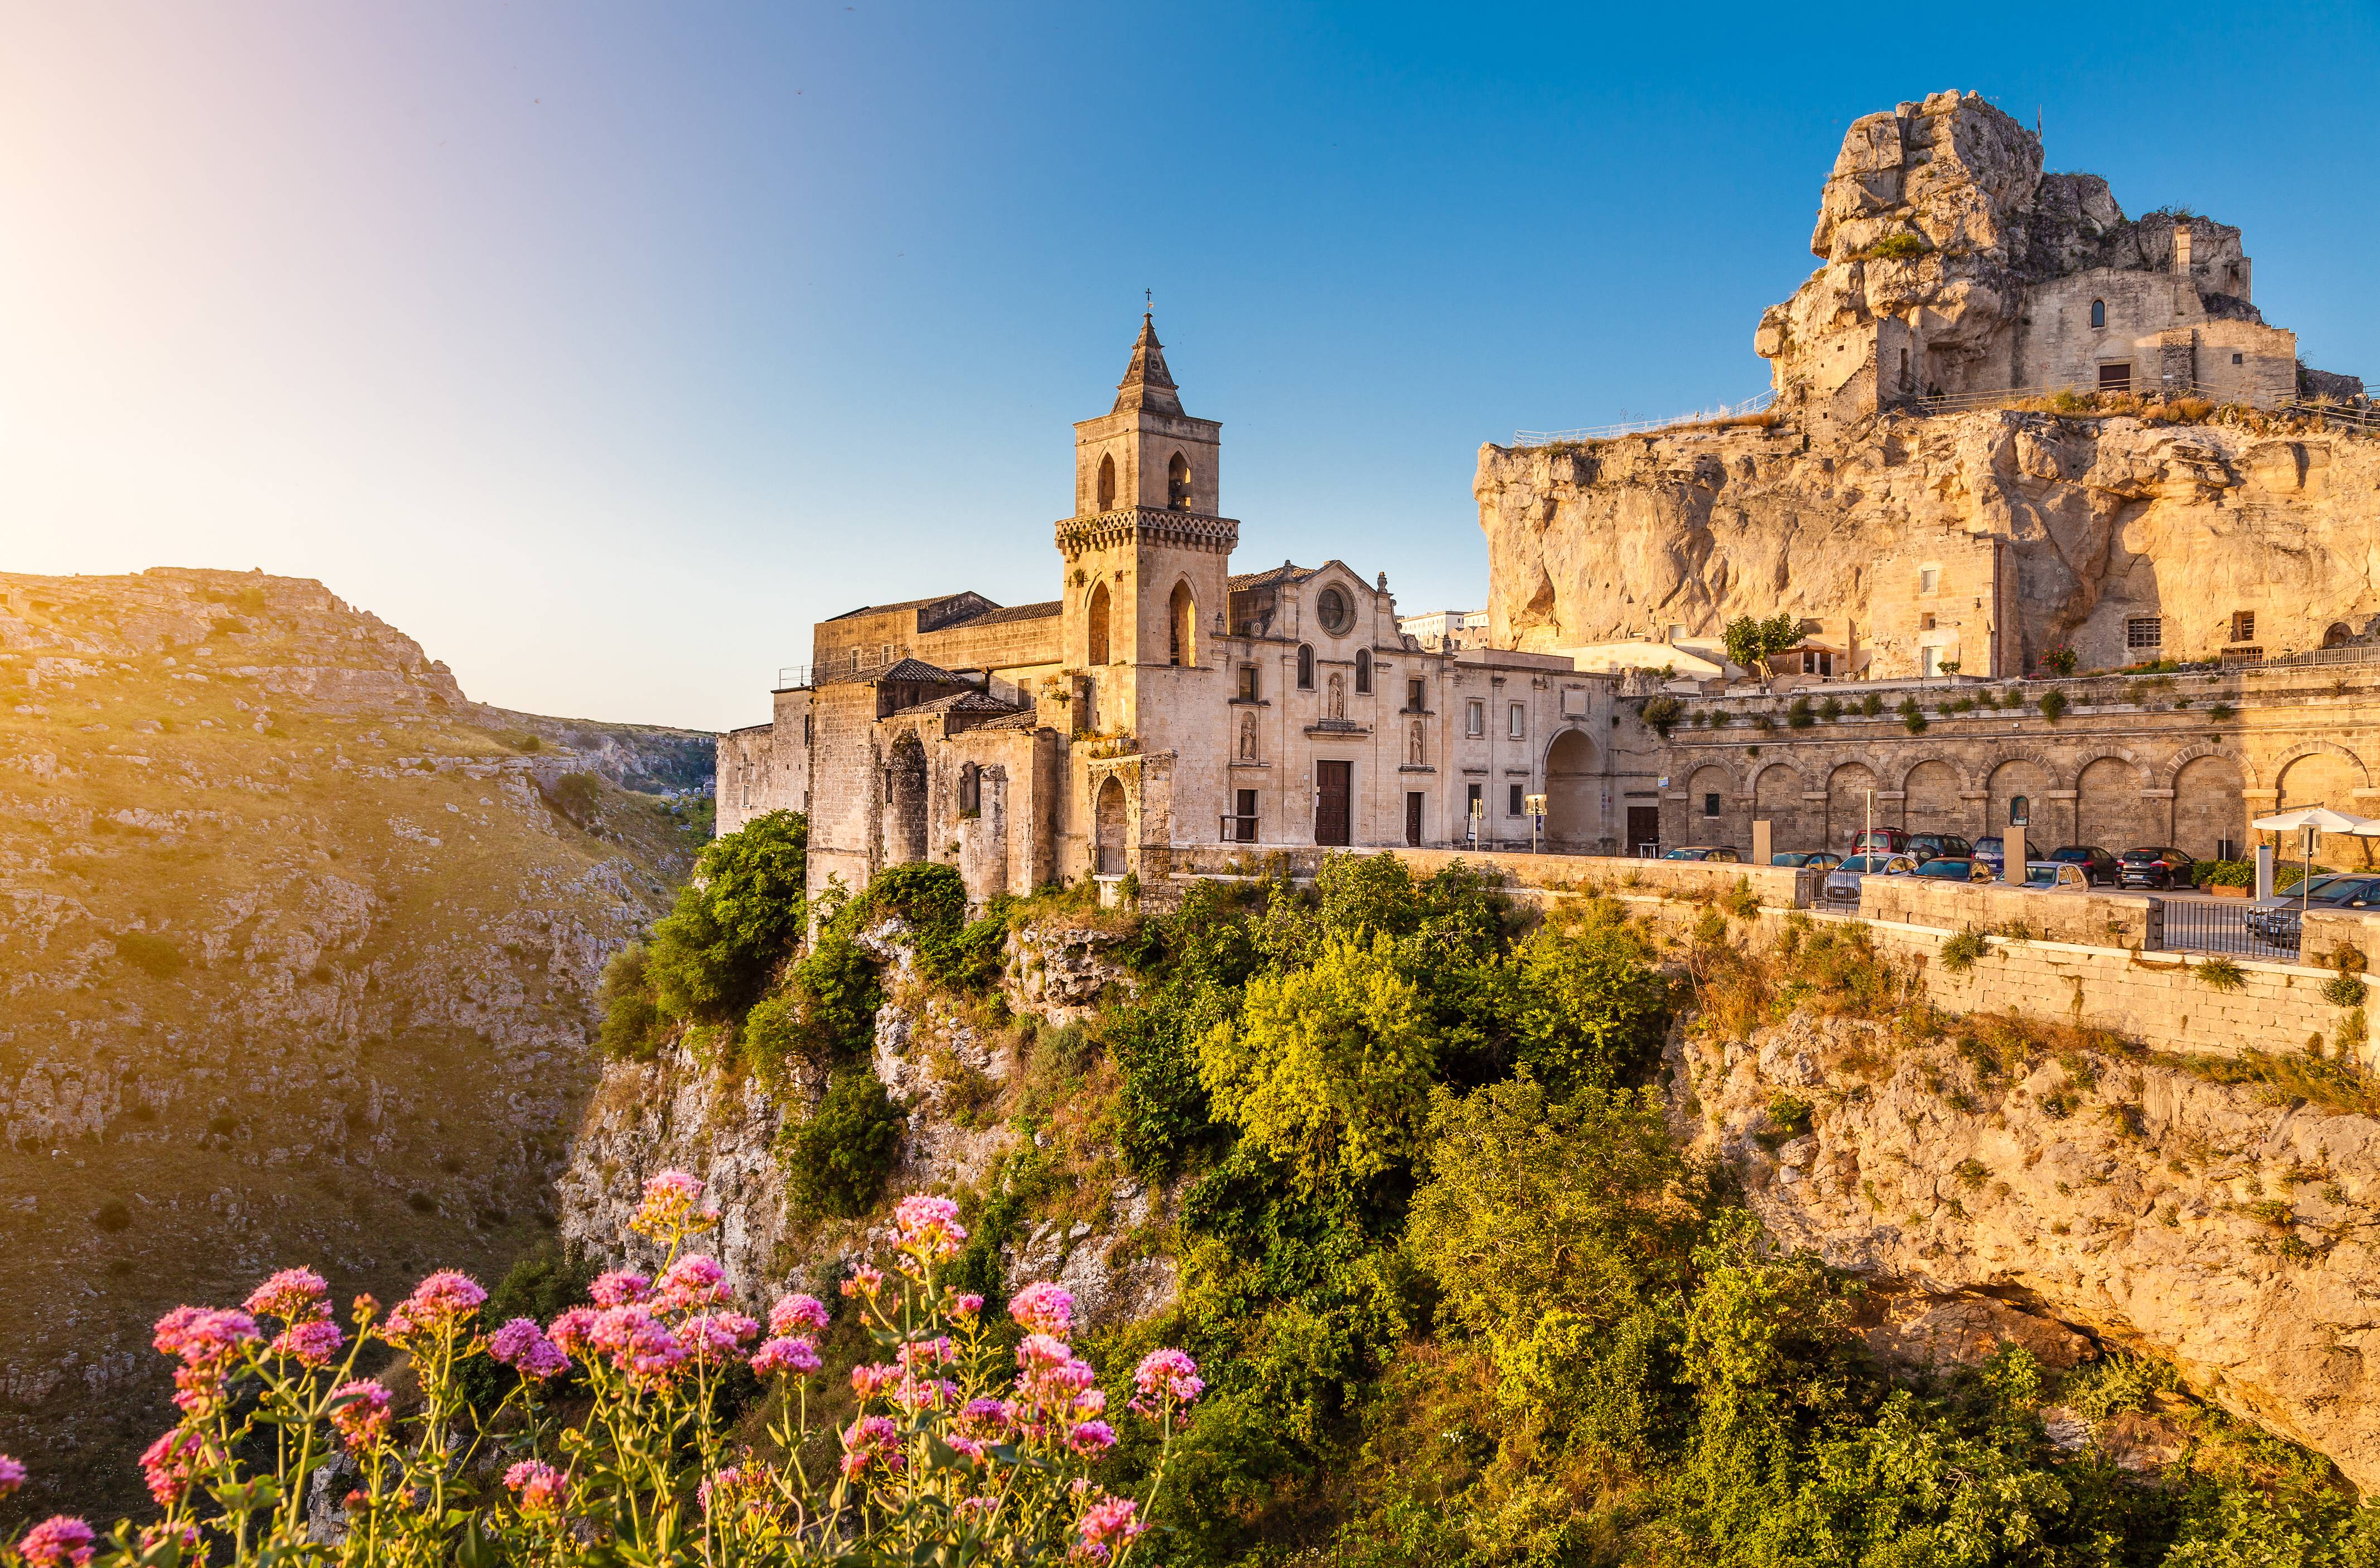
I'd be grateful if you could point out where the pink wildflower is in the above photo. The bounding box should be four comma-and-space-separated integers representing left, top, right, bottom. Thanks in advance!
589, 1271, 651, 1309
651, 1254, 728, 1313
750, 1336, 822, 1377
0, 1454, 25, 1496
138, 1429, 207, 1509
956, 1494, 999, 1522
767, 1292, 829, 1334
272, 1318, 345, 1368
896, 1334, 954, 1371
838, 1414, 903, 1480
329, 1380, 393, 1452
697, 1465, 773, 1519
16, 1517, 95, 1568
840, 1265, 885, 1299
631, 1168, 719, 1239
546, 1306, 600, 1355
488, 1318, 569, 1380
1068, 1420, 1117, 1454
851, 1361, 902, 1398
504, 1460, 567, 1514
385, 1271, 486, 1338
893, 1194, 968, 1258
135, 1524, 201, 1557
1073, 1496, 1145, 1563
1015, 1333, 1075, 1370
958, 1397, 1013, 1436
589, 1306, 684, 1385
243, 1267, 331, 1323
951, 1292, 986, 1320
152, 1305, 259, 1415
1129, 1347, 1205, 1418
680, 1311, 760, 1362
1010, 1281, 1075, 1337
948, 1434, 988, 1463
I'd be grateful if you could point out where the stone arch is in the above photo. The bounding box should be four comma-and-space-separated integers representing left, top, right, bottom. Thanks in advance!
1167, 578, 1196, 667
1983, 744, 2071, 792
2271, 738, 2369, 791
1898, 757, 1962, 835
1166, 450, 1193, 510
2066, 746, 2152, 788
1543, 727, 1597, 849
1093, 775, 1128, 875
2326, 622, 2357, 649
2162, 741, 2260, 791
1095, 453, 1117, 511
886, 734, 928, 864
2075, 753, 2145, 851
1086, 582, 1111, 666
2173, 751, 2247, 860
1751, 762, 1809, 853
1826, 762, 1881, 852
2276, 744, 2369, 862
1987, 755, 2054, 844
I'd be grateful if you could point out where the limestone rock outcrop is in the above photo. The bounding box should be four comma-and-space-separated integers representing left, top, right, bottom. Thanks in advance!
1675, 1009, 2380, 1492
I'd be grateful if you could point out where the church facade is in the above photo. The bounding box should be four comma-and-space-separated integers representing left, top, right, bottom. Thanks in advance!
716, 318, 1631, 905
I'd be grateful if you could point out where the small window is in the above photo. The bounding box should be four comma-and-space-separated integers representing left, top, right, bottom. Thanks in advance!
1465, 700, 1484, 737
2099, 362, 2132, 393
1466, 783, 1484, 816
1355, 649, 1372, 694
1509, 783, 1525, 817
1316, 587, 1352, 636
881, 642, 894, 664
2231, 611, 2256, 643
2009, 796, 2029, 826
1095, 453, 1117, 511
1297, 644, 1314, 689
1920, 613, 1936, 631
2126, 616, 2162, 650
1167, 451, 1193, 510
2090, 299, 2106, 328
1703, 792, 1722, 819
1407, 677, 1425, 710
958, 762, 981, 814
1508, 702, 1524, 739
2232, 352, 2244, 366
1919, 567, 1940, 595
1237, 664, 1259, 701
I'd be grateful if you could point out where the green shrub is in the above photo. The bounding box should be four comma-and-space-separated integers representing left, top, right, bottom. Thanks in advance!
2323, 970, 2366, 1008
737, 993, 811, 1081
1640, 695, 1684, 737
1897, 697, 1928, 734
646, 810, 808, 1020
2062, 1353, 2184, 1419
1785, 697, 1814, 730
2208, 701, 2237, 722
543, 770, 601, 824
786, 919, 883, 1059
2037, 689, 2069, 722
1818, 696, 1842, 722
1939, 930, 1988, 974
1724, 877, 1761, 921
780, 1067, 902, 1216
596, 942, 661, 1059
1761, 1092, 1813, 1144
1864, 231, 1929, 260
1859, 692, 1883, 717
1507, 913, 1668, 1097
2193, 956, 2247, 992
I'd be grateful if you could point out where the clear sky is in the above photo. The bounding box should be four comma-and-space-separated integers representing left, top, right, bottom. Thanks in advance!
4, 3, 2374, 732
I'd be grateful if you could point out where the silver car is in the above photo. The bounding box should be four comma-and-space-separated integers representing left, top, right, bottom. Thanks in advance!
1821, 853, 1916, 905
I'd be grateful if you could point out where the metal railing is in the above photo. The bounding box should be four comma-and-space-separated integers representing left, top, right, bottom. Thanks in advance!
775, 665, 814, 689
1904, 376, 2374, 433
1514, 390, 1777, 448
2159, 896, 2299, 961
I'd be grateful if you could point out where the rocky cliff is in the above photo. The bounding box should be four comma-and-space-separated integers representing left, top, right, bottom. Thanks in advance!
0, 568, 711, 1516
1675, 1003, 2380, 1492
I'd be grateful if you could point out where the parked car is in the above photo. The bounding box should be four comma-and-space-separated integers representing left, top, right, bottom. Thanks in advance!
1907, 833, 1974, 863
2245, 873, 2380, 947
2117, 846, 2197, 889
1914, 856, 1994, 883
2019, 862, 2092, 892
1972, 836, 2006, 873
1821, 853, 1917, 905
1662, 845, 1741, 862
1770, 850, 1842, 870
2046, 845, 2120, 886
1852, 828, 1910, 855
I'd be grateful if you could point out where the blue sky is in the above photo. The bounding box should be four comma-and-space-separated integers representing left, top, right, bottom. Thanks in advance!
4, 2, 2374, 730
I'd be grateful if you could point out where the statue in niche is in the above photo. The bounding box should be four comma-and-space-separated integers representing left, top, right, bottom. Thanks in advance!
1327, 672, 1345, 719
1238, 712, 1257, 761
1409, 721, 1425, 766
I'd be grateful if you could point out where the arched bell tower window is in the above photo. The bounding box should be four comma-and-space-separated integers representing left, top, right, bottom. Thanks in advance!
1088, 582, 1111, 666
1169, 580, 1196, 667
1167, 451, 1193, 510
1297, 643, 1314, 690
2089, 299, 2106, 329
1095, 454, 1117, 511
1354, 649, 1372, 694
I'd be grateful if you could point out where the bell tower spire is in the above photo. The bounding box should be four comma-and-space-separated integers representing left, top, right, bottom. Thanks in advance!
1112, 309, 1184, 417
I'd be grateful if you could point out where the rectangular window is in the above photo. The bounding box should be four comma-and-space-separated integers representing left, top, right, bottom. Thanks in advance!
2231, 611, 2256, 643
1922, 646, 1943, 677
1703, 791, 1721, 819
1465, 700, 1484, 737
1508, 783, 1524, 816
1919, 613, 1936, 631
2126, 616, 2163, 650
1508, 702, 1524, 739
1237, 664, 1259, 700
2232, 352, 2244, 365
1919, 567, 1940, 595
1232, 788, 1258, 843
1407, 677, 1425, 710
1466, 783, 1484, 815
880, 642, 894, 664
2099, 362, 2132, 393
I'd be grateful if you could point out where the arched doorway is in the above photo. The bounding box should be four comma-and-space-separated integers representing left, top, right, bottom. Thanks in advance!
2173, 753, 2246, 860
1543, 729, 1596, 849
2077, 757, 2140, 851
886, 736, 928, 863
1087, 583, 1111, 666
1095, 454, 1117, 511
1826, 763, 1879, 852
1094, 776, 1128, 875
2278, 749, 2367, 864
1169, 581, 1196, 667
1899, 759, 1961, 835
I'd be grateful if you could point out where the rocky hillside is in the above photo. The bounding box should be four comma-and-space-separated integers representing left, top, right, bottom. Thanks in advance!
0, 568, 710, 1517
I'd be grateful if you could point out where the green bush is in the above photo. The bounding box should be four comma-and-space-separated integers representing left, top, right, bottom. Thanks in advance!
646, 811, 809, 1020
2038, 689, 2069, 722
1864, 231, 1929, 260
544, 770, 601, 824
780, 1067, 902, 1216
596, 942, 660, 1059
2193, 956, 2247, 992
1640, 695, 1684, 738
1939, 929, 1988, 973
2323, 970, 2366, 1008
1898, 696, 1928, 734
1818, 696, 1843, 722
1507, 912, 1668, 1096
1859, 692, 1883, 718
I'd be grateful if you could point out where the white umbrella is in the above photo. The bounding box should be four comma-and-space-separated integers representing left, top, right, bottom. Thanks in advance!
2250, 806, 2372, 901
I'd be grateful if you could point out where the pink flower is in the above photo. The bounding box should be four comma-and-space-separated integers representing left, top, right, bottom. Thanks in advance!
1073, 1496, 1145, 1563
651, 1254, 728, 1313
680, 1312, 760, 1362
0, 1454, 25, 1496
896, 1335, 953, 1371
892, 1377, 959, 1415
767, 1293, 829, 1334
838, 1414, 903, 1480
1010, 1281, 1074, 1337
1015, 1333, 1075, 1370
1068, 1420, 1117, 1454
893, 1194, 968, 1258
272, 1318, 345, 1368
841, 1265, 885, 1299
488, 1318, 569, 1380
135, 1524, 200, 1556
589, 1271, 651, 1309
958, 1397, 1013, 1436
631, 1169, 719, 1239
152, 1305, 260, 1415
750, 1337, 822, 1377
243, 1267, 330, 1323
547, 1306, 600, 1355
851, 1361, 902, 1398
16, 1517, 96, 1567
504, 1460, 567, 1514
950, 1293, 986, 1320
1129, 1347, 1204, 1417
329, 1381, 392, 1452
588, 1306, 684, 1385
697, 1465, 773, 1519
385, 1271, 486, 1339
138, 1429, 207, 1509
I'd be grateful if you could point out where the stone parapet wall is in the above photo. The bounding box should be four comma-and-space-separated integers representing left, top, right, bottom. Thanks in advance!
1855, 875, 2156, 950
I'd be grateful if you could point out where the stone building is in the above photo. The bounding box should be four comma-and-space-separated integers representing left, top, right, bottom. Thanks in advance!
718, 317, 1626, 904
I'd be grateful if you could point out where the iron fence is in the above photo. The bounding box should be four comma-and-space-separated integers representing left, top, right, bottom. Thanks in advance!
2158, 896, 2299, 961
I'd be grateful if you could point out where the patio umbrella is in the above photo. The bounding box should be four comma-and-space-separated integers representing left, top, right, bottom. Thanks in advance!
2249, 806, 2373, 901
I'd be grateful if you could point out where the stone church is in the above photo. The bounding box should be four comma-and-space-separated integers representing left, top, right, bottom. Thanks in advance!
718, 317, 1620, 905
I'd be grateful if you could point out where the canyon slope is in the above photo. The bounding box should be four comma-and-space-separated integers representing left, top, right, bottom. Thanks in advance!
0, 568, 709, 1516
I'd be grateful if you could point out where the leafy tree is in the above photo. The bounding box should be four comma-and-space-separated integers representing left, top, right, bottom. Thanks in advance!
1198, 934, 1436, 1192
646, 810, 808, 1019
1506, 911, 1668, 1094
780, 1067, 902, 1216
596, 942, 659, 1059
1724, 610, 1803, 677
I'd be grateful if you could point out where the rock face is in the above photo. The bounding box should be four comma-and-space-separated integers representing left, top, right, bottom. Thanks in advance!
0, 568, 709, 1516
1674, 1009, 2380, 1492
